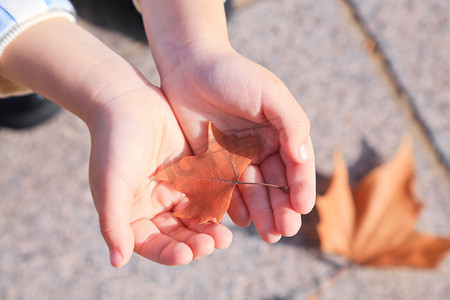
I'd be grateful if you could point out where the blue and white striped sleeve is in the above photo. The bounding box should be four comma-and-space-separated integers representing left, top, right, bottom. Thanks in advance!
0, 0, 75, 97
0, 0, 76, 57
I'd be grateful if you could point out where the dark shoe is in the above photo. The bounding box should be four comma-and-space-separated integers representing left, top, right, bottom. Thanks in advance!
0, 94, 61, 129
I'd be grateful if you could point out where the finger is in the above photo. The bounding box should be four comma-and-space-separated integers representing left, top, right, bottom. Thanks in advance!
132, 217, 194, 266
281, 137, 316, 214
152, 213, 216, 259
239, 165, 281, 243
227, 188, 251, 227
149, 180, 188, 216
262, 78, 311, 164
261, 153, 302, 237
183, 219, 233, 250
93, 179, 135, 268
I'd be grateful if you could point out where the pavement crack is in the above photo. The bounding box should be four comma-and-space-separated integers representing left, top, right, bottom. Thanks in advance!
336, 0, 450, 181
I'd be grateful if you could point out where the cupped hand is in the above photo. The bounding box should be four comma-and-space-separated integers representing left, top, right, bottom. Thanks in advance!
86, 83, 232, 267
159, 47, 316, 243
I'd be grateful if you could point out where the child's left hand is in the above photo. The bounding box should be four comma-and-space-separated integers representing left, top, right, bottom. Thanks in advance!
158, 48, 316, 244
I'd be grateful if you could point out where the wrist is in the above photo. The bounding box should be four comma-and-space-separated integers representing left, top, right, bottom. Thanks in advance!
84, 82, 168, 139
0, 18, 149, 126
76, 55, 149, 126
159, 38, 235, 80
140, 0, 232, 77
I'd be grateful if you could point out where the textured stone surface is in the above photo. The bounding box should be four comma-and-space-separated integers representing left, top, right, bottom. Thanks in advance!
228, 0, 407, 173
228, 0, 450, 298
1, 0, 449, 299
320, 257, 450, 300
351, 0, 450, 167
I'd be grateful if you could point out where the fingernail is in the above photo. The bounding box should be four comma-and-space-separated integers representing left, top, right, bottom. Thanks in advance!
110, 249, 123, 267
297, 143, 309, 162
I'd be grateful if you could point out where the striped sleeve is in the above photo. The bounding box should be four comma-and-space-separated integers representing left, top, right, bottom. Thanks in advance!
0, 0, 76, 97
0, 0, 76, 57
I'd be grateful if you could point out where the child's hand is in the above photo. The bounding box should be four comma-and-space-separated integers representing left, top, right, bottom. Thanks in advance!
159, 48, 316, 244
140, 0, 316, 244
0, 18, 231, 267
86, 86, 232, 267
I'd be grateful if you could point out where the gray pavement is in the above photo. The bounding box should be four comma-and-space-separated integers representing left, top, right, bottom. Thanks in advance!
351, 0, 450, 167
1, 0, 449, 299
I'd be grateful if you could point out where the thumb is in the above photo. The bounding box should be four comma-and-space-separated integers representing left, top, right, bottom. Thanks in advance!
99, 215, 134, 268
263, 80, 311, 163
93, 182, 135, 268
262, 78, 316, 214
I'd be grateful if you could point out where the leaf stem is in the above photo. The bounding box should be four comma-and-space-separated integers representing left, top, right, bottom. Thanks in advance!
235, 181, 289, 192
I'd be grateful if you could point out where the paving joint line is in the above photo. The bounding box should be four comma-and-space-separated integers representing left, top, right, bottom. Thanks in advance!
336, 0, 450, 182
233, 0, 263, 10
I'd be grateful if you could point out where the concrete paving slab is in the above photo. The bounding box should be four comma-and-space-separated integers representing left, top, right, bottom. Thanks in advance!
350, 0, 450, 168
320, 257, 450, 300
227, 0, 450, 298
1, 0, 449, 299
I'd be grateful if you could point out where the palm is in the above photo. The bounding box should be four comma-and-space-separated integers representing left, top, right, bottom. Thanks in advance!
160, 52, 316, 243
89, 87, 231, 266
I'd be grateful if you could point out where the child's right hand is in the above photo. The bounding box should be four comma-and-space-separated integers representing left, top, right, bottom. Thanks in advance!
0, 18, 232, 267
85, 78, 233, 267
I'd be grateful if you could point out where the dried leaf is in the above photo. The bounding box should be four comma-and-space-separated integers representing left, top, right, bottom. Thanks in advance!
316, 136, 450, 268
154, 122, 257, 223
315, 148, 354, 258
366, 233, 450, 268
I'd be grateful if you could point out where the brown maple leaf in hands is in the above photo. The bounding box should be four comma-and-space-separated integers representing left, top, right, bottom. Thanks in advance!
154, 122, 287, 224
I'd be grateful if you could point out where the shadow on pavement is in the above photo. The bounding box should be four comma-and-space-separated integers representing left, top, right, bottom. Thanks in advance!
71, 0, 234, 42
71, 0, 147, 42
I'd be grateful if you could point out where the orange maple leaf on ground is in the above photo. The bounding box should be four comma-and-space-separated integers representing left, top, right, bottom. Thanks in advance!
154, 122, 257, 223
316, 136, 450, 268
